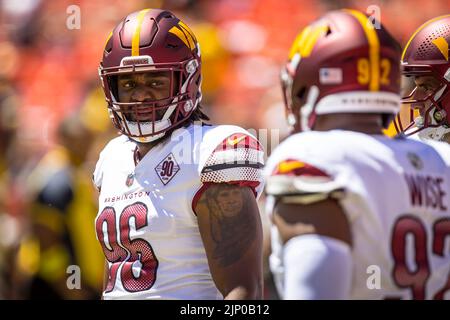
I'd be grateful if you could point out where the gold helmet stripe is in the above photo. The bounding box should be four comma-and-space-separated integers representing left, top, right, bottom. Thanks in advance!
131, 9, 151, 56
344, 9, 380, 92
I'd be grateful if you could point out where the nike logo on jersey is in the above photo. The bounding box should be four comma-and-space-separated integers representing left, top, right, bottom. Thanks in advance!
215, 134, 262, 152
227, 135, 246, 146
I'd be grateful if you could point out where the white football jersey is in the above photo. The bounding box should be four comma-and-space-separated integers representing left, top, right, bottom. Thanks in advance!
265, 130, 450, 300
93, 123, 264, 300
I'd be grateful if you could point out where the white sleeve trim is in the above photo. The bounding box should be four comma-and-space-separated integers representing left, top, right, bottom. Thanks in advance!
266, 175, 346, 204
197, 125, 252, 172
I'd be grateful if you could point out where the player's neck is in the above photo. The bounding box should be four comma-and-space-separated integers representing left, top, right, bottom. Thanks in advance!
333, 123, 383, 134
134, 138, 166, 164
317, 124, 383, 135
315, 114, 383, 135
137, 142, 157, 158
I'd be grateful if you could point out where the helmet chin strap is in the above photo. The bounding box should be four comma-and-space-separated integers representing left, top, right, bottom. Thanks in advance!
109, 92, 170, 143
434, 84, 447, 101
417, 125, 450, 141
128, 98, 180, 143
415, 85, 449, 142
127, 121, 170, 143
414, 110, 450, 141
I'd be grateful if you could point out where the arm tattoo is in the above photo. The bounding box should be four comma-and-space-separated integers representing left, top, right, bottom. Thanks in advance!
199, 184, 257, 267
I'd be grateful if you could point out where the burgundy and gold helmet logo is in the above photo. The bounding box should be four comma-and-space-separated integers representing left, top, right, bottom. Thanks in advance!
431, 37, 449, 61
168, 20, 198, 52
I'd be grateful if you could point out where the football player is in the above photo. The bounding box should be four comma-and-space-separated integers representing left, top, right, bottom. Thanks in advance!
265, 9, 450, 299
94, 9, 265, 300
395, 15, 450, 144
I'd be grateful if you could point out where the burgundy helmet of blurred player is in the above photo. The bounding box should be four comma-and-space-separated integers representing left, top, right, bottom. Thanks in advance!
99, 9, 202, 143
395, 15, 450, 141
280, 9, 401, 133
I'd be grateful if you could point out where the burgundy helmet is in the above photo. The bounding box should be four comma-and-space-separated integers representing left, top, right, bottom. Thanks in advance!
395, 15, 450, 141
281, 9, 401, 133
99, 9, 202, 143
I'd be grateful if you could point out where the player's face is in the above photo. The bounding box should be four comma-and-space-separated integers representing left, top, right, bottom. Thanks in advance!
411, 75, 441, 115
117, 71, 173, 121
216, 188, 244, 217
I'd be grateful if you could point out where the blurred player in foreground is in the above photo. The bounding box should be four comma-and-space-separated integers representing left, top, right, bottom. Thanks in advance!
94, 9, 264, 299
264, 9, 450, 299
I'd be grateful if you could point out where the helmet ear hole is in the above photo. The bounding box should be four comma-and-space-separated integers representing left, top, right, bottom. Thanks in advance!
296, 87, 307, 100
293, 87, 307, 108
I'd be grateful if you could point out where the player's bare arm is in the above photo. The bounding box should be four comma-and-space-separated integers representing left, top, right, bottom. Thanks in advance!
195, 183, 263, 300
272, 198, 352, 247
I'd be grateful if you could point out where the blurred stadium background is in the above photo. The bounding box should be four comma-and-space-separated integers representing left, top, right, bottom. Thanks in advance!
0, 0, 448, 299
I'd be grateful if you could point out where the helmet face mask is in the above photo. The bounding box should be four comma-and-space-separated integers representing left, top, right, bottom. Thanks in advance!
100, 60, 195, 141
397, 66, 450, 139
99, 9, 202, 143
280, 67, 299, 130
396, 15, 450, 141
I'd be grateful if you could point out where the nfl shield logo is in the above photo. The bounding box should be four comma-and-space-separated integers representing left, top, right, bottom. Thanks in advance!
126, 173, 135, 187
407, 152, 423, 170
